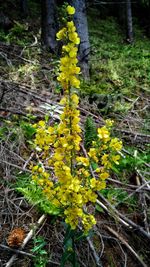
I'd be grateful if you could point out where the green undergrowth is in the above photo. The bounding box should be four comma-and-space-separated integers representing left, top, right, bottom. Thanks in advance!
79, 12, 150, 115
96, 145, 150, 211
0, 21, 34, 46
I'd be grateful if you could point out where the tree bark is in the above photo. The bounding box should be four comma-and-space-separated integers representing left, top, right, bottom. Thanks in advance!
70, 0, 90, 80
20, 0, 28, 18
41, 0, 58, 53
126, 0, 133, 43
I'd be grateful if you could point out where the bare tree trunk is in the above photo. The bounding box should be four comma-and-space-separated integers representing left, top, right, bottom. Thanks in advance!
70, 0, 90, 80
41, 0, 58, 53
126, 0, 133, 43
20, 0, 28, 18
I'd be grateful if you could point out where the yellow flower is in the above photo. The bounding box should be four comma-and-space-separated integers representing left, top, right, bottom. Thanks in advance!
99, 172, 109, 180
111, 155, 120, 165
96, 181, 106, 190
76, 156, 89, 166
56, 27, 67, 40
109, 138, 122, 151
88, 148, 98, 162
38, 120, 45, 127
90, 178, 97, 188
105, 119, 114, 127
98, 126, 110, 142
71, 93, 79, 105
66, 5, 75, 15
38, 167, 43, 173
32, 165, 38, 172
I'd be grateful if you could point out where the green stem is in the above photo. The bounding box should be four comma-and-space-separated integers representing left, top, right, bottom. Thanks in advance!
68, 87, 73, 175
72, 234, 76, 267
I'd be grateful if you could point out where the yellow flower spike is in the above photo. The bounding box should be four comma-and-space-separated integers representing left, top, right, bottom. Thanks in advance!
66, 5, 75, 15
30, 4, 122, 233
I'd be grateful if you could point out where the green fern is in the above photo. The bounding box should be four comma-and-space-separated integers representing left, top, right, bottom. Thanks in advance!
16, 174, 60, 215
84, 116, 97, 149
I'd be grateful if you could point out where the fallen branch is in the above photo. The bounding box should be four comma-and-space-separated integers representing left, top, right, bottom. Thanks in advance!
0, 160, 31, 173
96, 199, 130, 228
106, 226, 148, 267
116, 129, 150, 139
97, 192, 150, 240
87, 236, 103, 267
0, 244, 35, 258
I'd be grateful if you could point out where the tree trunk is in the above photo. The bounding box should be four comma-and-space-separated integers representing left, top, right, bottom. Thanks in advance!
126, 0, 133, 43
70, 0, 90, 80
20, 0, 28, 18
41, 0, 58, 53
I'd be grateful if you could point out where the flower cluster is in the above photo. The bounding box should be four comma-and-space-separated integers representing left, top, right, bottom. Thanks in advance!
31, 5, 122, 233
56, 7, 80, 90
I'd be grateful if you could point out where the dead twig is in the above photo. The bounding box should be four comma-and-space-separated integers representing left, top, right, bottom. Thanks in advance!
121, 180, 150, 202
87, 236, 103, 267
0, 160, 31, 173
106, 226, 148, 267
23, 152, 34, 170
0, 244, 35, 258
97, 192, 150, 240
107, 177, 150, 191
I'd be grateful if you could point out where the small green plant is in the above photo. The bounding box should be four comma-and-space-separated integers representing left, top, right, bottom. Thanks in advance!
100, 187, 137, 209
113, 148, 150, 175
0, 21, 32, 46
31, 236, 48, 267
60, 225, 79, 267
16, 174, 60, 215
84, 116, 97, 149
0, 116, 36, 144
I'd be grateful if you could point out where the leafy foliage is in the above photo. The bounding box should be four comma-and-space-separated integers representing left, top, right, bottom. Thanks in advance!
0, 21, 33, 46
100, 187, 137, 208
60, 225, 80, 267
31, 236, 48, 267
84, 116, 97, 149
16, 174, 60, 215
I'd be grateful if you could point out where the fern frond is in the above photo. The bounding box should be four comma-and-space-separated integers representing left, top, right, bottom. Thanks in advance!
84, 116, 97, 149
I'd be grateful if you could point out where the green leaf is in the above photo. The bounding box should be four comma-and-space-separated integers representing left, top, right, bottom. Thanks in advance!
95, 204, 104, 213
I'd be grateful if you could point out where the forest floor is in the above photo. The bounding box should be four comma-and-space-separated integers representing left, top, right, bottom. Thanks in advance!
0, 7, 150, 267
